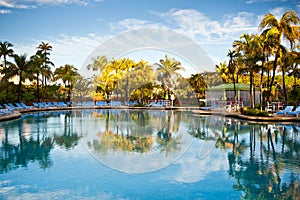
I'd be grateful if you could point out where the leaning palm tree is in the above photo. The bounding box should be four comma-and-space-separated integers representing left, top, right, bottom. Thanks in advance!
0, 41, 14, 98
259, 10, 300, 101
7, 54, 34, 102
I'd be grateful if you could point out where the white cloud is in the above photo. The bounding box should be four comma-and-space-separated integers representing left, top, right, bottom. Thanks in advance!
0, 8, 11, 14
155, 9, 259, 42
0, 0, 36, 9
268, 7, 285, 19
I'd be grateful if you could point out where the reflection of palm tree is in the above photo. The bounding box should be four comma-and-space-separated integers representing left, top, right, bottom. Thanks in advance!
91, 131, 154, 153
228, 124, 299, 199
0, 117, 54, 173
54, 112, 82, 149
156, 128, 182, 157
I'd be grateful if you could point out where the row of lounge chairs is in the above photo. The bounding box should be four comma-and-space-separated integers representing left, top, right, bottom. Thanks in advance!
0, 100, 128, 112
276, 105, 300, 117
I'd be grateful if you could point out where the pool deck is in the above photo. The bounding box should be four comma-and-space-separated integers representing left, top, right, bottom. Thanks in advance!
0, 106, 299, 123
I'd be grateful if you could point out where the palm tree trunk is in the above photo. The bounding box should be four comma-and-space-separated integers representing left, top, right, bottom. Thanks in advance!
260, 65, 264, 112
17, 72, 22, 103
3, 56, 9, 99
268, 50, 279, 101
37, 72, 40, 102
250, 72, 254, 109
281, 66, 287, 101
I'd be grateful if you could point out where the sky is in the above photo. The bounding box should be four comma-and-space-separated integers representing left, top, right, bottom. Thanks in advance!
0, 0, 299, 76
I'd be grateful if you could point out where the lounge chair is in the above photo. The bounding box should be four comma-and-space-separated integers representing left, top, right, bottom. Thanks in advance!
96, 101, 108, 106
58, 102, 68, 107
15, 102, 31, 110
21, 102, 34, 109
152, 102, 163, 107
287, 106, 300, 117
52, 102, 59, 107
33, 102, 39, 108
3, 103, 16, 110
38, 102, 48, 108
145, 102, 155, 107
110, 101, 121, 107
275, 106, 294, 116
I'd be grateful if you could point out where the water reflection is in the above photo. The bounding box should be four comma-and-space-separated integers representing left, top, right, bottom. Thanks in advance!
0, 111, 81, 173
0, 109, 299, 199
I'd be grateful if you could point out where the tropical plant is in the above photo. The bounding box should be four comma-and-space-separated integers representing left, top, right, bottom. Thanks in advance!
7, 54, 34, 102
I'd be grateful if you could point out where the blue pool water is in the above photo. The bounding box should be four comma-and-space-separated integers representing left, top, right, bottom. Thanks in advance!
0, 109, 299, 199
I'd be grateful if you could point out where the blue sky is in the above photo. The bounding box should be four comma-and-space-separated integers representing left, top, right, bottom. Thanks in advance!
0, 0, 299, 74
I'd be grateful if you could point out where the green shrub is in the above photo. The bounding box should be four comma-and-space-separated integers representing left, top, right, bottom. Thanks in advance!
242, 108, 269, 117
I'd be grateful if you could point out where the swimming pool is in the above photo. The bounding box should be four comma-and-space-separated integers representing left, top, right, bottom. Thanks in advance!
0, 109, 299, 199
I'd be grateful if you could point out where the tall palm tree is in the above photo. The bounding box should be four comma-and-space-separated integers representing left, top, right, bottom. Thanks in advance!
31, 51, 44, 102
259, 10, 300, 101
233, 34, 261, 109
53, 64, 79, 102
278, 47, 296, 101
0, 41, 14, 98
37, 42, 54, 87
227, 49, 238, 102
7, 54, 34, 102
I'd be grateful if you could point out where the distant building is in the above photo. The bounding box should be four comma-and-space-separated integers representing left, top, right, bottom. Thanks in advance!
206, 83, 260, 107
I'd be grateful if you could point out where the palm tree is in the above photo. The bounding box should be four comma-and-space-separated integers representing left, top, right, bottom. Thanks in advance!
37, 42, 54, 87
233, 34, 261, 109
278, 47, 296, 101
189, 73, 207, 99
215, 61, 229, 83
7, 54, 34, 102
53, 64, 79, 102
134, 60, 154, 102
87, 55, 108, 72
155, 55, 183, 99
259, 10, 300, 101
30, 51, 44, 102
0, 41, 14, 98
